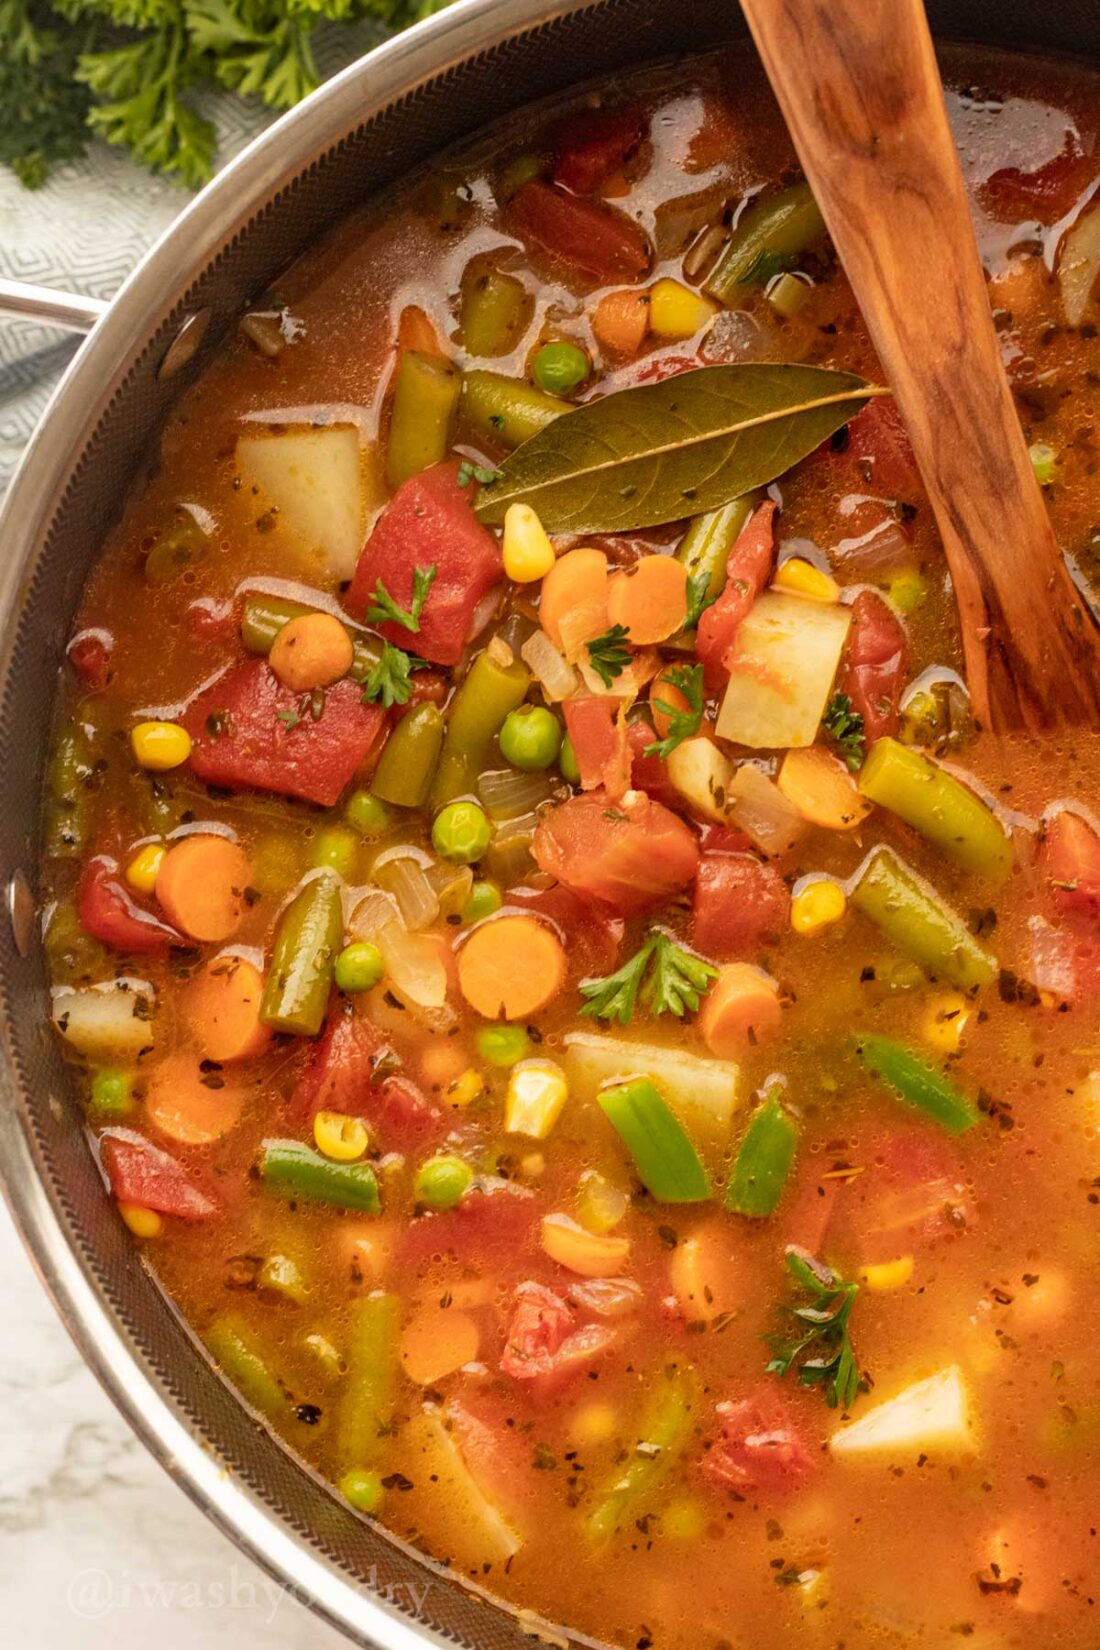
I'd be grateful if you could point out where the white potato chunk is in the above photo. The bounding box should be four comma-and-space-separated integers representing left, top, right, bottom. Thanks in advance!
716, 591, 851, 749
666, 737, 733, 823
564, 1031, 739, 1136
237, 426, 362, 580
52, 980, 155, 1061
726, 762, 807, 856
401, 1405, 522, 1568
829, 1366, 976, 1460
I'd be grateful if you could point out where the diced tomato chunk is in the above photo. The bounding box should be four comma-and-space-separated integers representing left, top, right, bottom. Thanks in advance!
77, 853, 182, 955
532, 788, 699, 916
505, 181, 651, 283
845, 1129, 975, 1263
345, 461, 503, 668
695, 501, 777, 692
626, 352, 701, 387
843, 400, 922, 501
702, 1392, 816, 1496
67, 630, 112, 691
626, 717, 682, 809
100, 1128, 217, 1220
375, 1074, 443, 1143
293, 1005, 442, 1146
552, 106, 646, 195
500, 1281, 615, 1391
836, 589, 908, 743
184, 660, 385, 808
693, 852, 789, 960
980, 134, 1097, 224
400, 1184, 539, 1267
401, 668, 450, 713
562, 696, 630, 799
1044, 810, 1100, 921
506, 883, 624, 976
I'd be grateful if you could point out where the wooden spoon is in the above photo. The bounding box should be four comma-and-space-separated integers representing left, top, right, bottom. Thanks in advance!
738, 0, 1100, 732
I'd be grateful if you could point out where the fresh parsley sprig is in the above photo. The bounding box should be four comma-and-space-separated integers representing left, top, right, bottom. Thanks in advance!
361, 641, 425, 709
585, 623, 632, 688
457, 461, 499, 488
684, 571, 717, 630
580, 930, 717, 1025
365, 564, 437, 635
766, 1246, 863, 1410
645, 663, 704, 760
822, 692, 865, 772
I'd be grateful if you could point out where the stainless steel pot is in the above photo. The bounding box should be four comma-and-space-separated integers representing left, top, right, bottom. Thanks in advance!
0, 2, 1097, 1645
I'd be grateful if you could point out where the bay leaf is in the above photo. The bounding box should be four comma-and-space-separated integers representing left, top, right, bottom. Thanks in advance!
474, 363, 887, 533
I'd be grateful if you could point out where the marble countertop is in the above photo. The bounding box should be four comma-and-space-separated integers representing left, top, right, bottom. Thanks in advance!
0, 1202, 347, 1648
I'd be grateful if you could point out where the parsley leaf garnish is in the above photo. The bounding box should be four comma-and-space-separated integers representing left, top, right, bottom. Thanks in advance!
361, 642, 425, 709
645, 663, 705, 760
585, 623, 632, 688
580, 930, 717, 1025
822, 692, 865, 772
766, 1247, 863, 1410
457, 461, 500, 488
684, 571, 717, 630
276, 708, 300, 731
366, 564, 437, 634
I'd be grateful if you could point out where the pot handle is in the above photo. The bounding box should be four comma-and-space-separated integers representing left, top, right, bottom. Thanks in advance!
0, 278, 108, 335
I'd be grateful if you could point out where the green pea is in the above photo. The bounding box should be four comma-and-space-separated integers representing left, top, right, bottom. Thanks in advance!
334, 941, 384, 995
340, 1468, 385, 1514
559, 734, 580, 786
533, 341, 589, 396
312, 825, 359, 878
462, 879, 502, 924
476, 1023, 530, 1067
499, 705, 562, 772
432, 800, 492, 865
90, 1068, 133, 1115
345, 790, 392, 839
415, 1154, 474, 1210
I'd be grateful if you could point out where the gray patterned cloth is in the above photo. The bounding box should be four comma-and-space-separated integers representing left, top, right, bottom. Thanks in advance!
0, 23, 386, 498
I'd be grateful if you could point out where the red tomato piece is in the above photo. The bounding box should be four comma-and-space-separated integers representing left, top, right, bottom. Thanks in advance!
980, 134, 1097, 224
552, 106, 646, 195
836, 589, 908, 743
505, 181, 651, 283
847, 1129, 975, 1263
626, 352, 701, 387
693, 852, 789, 960
506, 883, 624, 976
375, 1075, 443, 1144
77, 853, 182, 955
702, 1392, 816, 1496
401, 668, 450, 713
843, 400, 922, 501
67, 629, 112, 691
500, 1282, 615, 1392
345, 461, 503, 668
400, 1184, 539, 1268
532, 788, 699, 916
100, 1128, 217, 1220
293, 1006, 442, 1146
187, 597, 235, 640
1044, 810, 1100, 921
184, 660, 385, 808
562, 696, 631, 799
695, 501, 777, 692
627, 717, 682, 809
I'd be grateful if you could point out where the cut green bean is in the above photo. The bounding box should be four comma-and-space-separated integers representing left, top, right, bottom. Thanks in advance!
241, 592, 380, 681
676, 493, 761, 618
461, 370, 567, 450
850, 847, 996, 992
460, 265, 531, 357
259, 1138, 381, 1212
430, 647, 530, 808
585, 1365, 695, 1543
598, 1077, 711, 1203
372, 702, 445, 808
387, 349, 462, 488
858, 737, 1012, 881
726, 1090, 797, 1217
854, 1034, 979, 1135
704, 181, 827, 307
44, 719, 97, 859
259, 872, 344, 1035
206, 1316, 289, 1417
337, 1292, 400, 1468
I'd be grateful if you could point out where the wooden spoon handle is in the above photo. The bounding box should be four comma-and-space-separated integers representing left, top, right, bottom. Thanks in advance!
739, 0, 1100, 731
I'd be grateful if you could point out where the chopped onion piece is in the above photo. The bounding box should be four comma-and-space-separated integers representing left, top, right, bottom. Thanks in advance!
1058, 201, 1100, 327
726, 762, 808, 857
478, 767, 557, 821
372, 848, 440, 931
380, 921, 454, 1028
348, 888, 402, 941
567, 1277, 645, 1318
521, 629, 578, 701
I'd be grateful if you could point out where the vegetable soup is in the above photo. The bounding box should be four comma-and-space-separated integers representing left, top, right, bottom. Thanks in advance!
42, 42, 1100, 1650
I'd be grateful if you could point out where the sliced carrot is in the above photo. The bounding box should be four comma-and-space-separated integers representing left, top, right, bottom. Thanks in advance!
668, 1218, 740, 1322
155, 834, 250, 943
400, 1305, 480, 1386
398, 303, 447, 361
457, 915, 566, 1020
649, 671, 693, 739
699, 962, 782, 1058
591, 289, 650, 357
145, 1052, 244, 1146
540, 548, 609, 651
777, 745, 873, 831
607, 554, 689, 644
182, 954, 271, 1064
268, 612, 353, 693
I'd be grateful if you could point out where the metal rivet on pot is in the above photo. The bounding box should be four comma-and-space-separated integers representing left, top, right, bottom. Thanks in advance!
8, 870, 35, 958
157, 308, 211, 381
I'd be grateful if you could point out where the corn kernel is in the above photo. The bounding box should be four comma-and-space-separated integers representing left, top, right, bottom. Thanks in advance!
791, 879, 847, 936
124, 842, 166, 894
502, 503, 556, 583
313, 1110, 369, 1162
118, 1201, 163, 1238
921, 991, 972, 1054
520, 1151, 545, 1178
505, 1058, 568, 1138
446, 1068, 485, 1108
859, 1254, 914, 1291
130, 720, 192, 771
648, 277, 717, 339
541, 1212, 630, 1277
662, 1498, 707, 1541
418, 1041, 469, 1090
774, 557, 840, 603
570, 1402, 618, 1446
